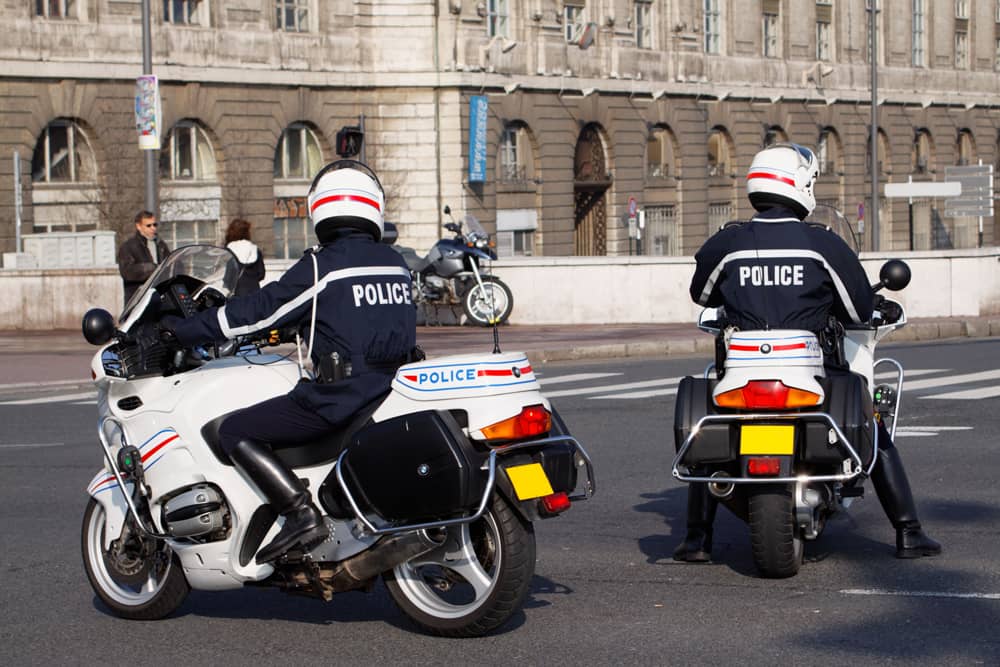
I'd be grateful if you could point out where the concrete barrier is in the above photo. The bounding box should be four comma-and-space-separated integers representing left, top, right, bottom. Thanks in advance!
0, 248, 997, 330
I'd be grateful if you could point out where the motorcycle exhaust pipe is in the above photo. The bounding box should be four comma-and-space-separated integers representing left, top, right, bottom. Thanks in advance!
328, 528, 447, 592
707, 471, 735, 499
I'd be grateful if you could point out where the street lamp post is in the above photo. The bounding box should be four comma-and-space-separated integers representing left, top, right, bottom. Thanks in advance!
868, 0, 879, 251
141, 0, 157, 213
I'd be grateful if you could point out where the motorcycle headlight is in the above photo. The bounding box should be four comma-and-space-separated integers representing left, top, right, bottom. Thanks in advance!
475, 238, 489, 249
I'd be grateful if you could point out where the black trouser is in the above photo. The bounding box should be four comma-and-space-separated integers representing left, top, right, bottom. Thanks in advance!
218, 393, 335, 457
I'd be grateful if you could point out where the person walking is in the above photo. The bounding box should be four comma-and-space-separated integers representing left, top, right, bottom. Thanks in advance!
224, 218, 266, 295
117, 210, 170, 307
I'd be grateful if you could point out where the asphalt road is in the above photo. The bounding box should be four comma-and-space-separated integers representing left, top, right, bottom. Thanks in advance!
1, 339, 999, 664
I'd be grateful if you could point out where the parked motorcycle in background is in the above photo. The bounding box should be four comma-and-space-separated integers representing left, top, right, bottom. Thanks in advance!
79, 245, 594, 636
671, 205, 912, 578
393, 206, 514, 327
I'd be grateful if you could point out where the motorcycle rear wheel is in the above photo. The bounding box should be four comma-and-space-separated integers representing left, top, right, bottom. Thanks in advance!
383, 493, 535, 637
462, 277, 513, 326
748, 484, 803, 578
81, 498, 189, 620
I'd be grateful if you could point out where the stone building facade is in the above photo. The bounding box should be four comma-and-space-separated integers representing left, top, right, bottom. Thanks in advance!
1, 0, 998, 263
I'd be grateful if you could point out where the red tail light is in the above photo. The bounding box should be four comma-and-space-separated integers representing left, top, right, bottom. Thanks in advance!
747, 457, 782, 476
481, 405, 551, 441
540, 491, 571, 514
715, 380, 821, 409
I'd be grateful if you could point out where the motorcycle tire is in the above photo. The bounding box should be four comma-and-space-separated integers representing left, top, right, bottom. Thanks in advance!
462, 277, 513, 327
81, 498, 189, 620
383, 492, 536, 637
748, 484, 803, 578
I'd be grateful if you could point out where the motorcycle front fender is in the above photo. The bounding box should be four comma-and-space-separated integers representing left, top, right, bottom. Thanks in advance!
86, 469, 132, 550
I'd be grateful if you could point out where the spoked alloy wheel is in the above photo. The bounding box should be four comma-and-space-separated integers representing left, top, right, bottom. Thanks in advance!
748, 484, 804, 578
81, 498, 189, 619
462, 277, 513, 326
384, 493, 535, 637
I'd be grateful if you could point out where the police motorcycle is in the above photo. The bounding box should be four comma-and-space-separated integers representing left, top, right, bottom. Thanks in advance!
393, 205, 514, 327
671, 206, 911, 578
80, 244, 594, 636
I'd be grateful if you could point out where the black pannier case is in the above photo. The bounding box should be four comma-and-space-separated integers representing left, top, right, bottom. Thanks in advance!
336, 410, 487, 523
673, 376, 734, 464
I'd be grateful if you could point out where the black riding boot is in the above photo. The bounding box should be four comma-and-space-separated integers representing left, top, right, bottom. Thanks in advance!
672, 483, 719, 563
870, 445, 941, 559
229, 440, 329, 564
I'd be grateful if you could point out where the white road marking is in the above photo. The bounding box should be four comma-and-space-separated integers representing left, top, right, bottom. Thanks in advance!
894, 426, 974, 437
0, 391, 97, 406
591, 387, 681, 400
537, 372, 623, 386
903, 369, 1000, 392
0, 378, 91, 391
0, 442, 66, 449
921, 385, 1000, 401
874, 368, 947, 380
546, 376, 686, 398
841, 588, 1000, 601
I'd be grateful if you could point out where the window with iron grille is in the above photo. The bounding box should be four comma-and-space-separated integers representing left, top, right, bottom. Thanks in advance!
274, 124, 322, 181
955, 31, 968, 69
763, 13, 779, 58
487, 0, 509, 38
276, 0, 309, 32
564, 3, 585, 43
635, 1, 653, 50
708, 202, 734, 229
164, 0, 206, 26
815, 20, 831, 60
643, 205, 679, 256
35, 0, 75, 18
704, 0, 720, 54
499, 124, 528, 182
911, 0, 925, 67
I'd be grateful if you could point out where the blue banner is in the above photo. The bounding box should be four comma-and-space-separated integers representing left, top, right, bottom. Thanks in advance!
468, 95, 488, 183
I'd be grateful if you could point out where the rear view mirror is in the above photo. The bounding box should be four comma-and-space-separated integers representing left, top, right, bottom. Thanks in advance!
878, 259, 911, 292
382, 222, 398, 245
82, 308, 116, 345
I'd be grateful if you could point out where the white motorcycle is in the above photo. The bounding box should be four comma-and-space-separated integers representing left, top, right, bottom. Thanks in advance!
80, 245, 594, 636
671, 207, 911, 578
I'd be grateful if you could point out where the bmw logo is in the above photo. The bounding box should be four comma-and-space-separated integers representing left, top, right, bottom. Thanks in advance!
512, 367, 521, 378
760, 343, 772, 354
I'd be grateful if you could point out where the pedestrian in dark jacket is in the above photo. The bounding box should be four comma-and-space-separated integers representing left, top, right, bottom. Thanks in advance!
675, 142, 940, 563
165, 161, 416, 565
224, 218, 266, 296
117, 210, 170, 306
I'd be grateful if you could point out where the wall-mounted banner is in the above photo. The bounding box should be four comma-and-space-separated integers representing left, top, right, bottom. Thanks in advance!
135, 75, 162, 150
468, 95, 489, 183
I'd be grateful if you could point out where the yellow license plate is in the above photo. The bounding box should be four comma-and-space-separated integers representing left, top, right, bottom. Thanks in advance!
740, 425, 795, 455
505, 463, 554, 501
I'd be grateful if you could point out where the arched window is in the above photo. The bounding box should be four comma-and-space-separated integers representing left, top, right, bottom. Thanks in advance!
274, 123, 322, 181
31, 119, 96, 184
159, 120, 217, 181
912, 129, 933, 174
957, 130, 975, 166
707, 128, 734, 177
865, 129, 891, 176
646, 126, 677, 179
817, 128, 842, 176
159, 119, 220, 247
763, 126, 787, 148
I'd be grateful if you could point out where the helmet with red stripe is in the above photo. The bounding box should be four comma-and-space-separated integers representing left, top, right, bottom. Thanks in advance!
746, 143, 818, 219
307, 160, 385, 241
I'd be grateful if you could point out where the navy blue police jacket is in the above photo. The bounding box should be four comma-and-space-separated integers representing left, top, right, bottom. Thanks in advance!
171, 230, 416, 425
689, 207, 874, 333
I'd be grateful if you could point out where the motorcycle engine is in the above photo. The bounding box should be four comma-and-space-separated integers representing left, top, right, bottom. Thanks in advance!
161, 484, 230, 541
423, 274, 447, 300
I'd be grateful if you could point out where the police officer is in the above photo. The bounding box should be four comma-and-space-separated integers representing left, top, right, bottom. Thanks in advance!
166, 161, 416, 564
677, 143, 941, 562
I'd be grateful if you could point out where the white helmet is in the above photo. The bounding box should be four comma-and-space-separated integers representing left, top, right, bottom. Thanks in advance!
746, 143, 819, 219
307, 160, 385, 240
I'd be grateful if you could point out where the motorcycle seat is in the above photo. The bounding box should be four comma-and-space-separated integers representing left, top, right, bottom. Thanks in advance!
393, 246, 430, 273
200, 394, 387, 469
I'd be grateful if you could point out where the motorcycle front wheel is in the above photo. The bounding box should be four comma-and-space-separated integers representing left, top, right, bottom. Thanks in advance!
462, 277, 514, 326
748, 484, 803, 578
383, 493, 535, 637
81, 498, 189, 619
